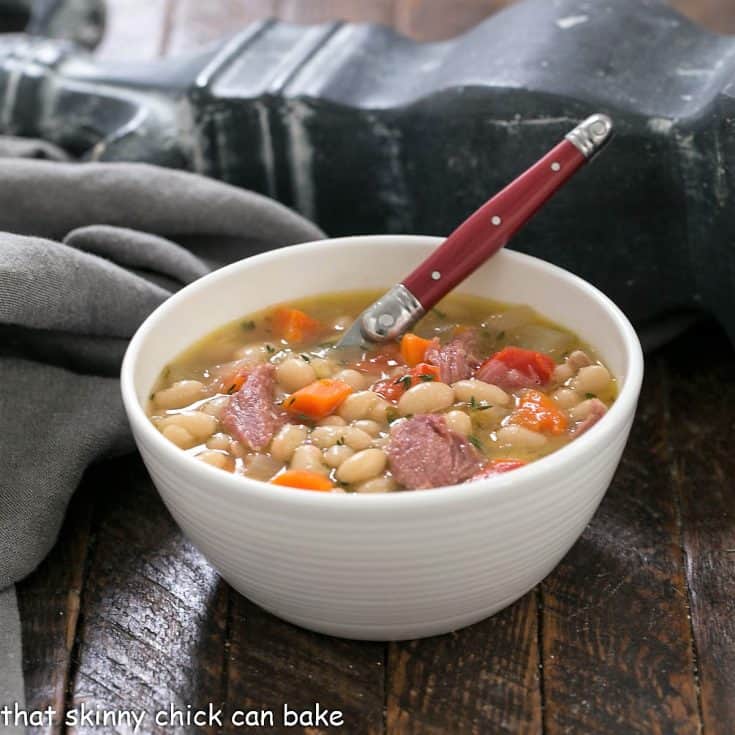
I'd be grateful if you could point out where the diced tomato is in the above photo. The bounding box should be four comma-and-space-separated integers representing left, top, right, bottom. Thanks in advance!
371, 362, 441, 403
480, 346, 555, 384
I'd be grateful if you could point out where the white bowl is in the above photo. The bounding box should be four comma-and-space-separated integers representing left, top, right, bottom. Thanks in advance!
121, 236, 643, 640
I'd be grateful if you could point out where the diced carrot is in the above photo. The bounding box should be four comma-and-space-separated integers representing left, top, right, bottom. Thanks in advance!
272, 307, 322, 343
283, 379, 353, 420
509, 389, 568, 435
371, 362, 441, 402
400, 333, 433, 366
271, 469, 334, 491
489, 346, 556, 384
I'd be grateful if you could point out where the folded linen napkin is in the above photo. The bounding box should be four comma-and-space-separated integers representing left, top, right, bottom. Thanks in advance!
0, 138, 324, 729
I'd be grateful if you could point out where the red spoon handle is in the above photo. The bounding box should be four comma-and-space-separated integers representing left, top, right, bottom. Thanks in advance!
402, 138, 587, 311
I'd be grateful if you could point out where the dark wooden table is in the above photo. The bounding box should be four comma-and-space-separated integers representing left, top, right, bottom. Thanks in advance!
17, 2, 735, 733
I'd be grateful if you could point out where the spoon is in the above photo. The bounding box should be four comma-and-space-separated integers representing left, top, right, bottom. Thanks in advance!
336, 113, 613, 351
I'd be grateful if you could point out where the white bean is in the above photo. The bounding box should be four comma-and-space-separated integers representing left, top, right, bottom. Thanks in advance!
567, 350, 593, 370
160, 411, 217, 442
370, 435, 390, 448
244, 453, 283, 480
569, 398, 602, 421
270, 424, 309, 461
324, 444, 355, 468
310, 357, 335, 379
230, 440, 246, 458
368, 397, 391, 423
154, 380, 204, 410
197, 450, 235, 472
572, 365, 611, 395
496, 425, 547, 449
552, 363, 574, 384
336, 448, 387, 484
276, 357, 316, 392
338, 391, 379, 422
290, 444, 329, 475
444, 410, 472, 436
333, 369, 367, 390
200, 396, 229, 418
355, 476, 397, 493
552, 388, 581, 409
233, 343, 271, 363
398, 382, 454, 416
317, 415, 347, 426
310, 426, 344, 449
162, 424, 196, 449
452, 379, 510, 407
233, 342, 271, 363
353, 419, 382, 436
206, 433, 232, 451
342, 427, 373, 451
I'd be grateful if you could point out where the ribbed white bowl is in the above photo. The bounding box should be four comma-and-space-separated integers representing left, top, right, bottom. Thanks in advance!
121, 236, 643, 640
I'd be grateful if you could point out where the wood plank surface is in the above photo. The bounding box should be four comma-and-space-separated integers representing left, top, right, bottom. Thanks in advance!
666, 323, 735, 735
540, 365, 701, 735
386, 593, 541, 734
17, 482, 95, 735
223, 596, 385, 734
67, 456, 228, 735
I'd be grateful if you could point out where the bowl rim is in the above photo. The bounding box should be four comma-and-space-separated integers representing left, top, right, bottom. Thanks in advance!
121, 234, 644, 509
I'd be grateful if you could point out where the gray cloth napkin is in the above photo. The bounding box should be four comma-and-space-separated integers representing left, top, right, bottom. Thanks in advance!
0, 139, 324, 722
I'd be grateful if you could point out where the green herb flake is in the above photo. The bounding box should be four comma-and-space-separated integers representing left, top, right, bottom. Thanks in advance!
242, 320, 256, 331
497, 331, 505, 340
300, 353, 311, 362
336, 436, 345, 446
585, 392, 597, 400
432, 307, 447, 319
265, 344, 276, 354
226, 384, 237, 395
386, 408, 399, 424
418, 373, 436, 382
468, 434, 483, 450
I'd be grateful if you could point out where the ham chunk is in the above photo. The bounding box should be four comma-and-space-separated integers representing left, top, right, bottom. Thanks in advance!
222, 363, 284, 451
425, 331, 480, 384
387, 414, 484, 490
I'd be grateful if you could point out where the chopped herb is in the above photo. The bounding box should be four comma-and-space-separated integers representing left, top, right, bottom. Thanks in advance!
148, 393, 155, 401
585, 392, 597, 400
468, 434, 483, 450
242, 320, 256, 330
395, 375, 413, 390
336, 436, 345, 446
418, 373, 436, 382
265, 344, 276, 354
497, 331, 505, 340
469, 395, 478, 410
386, 408, 400, 424
432, 307, 447, 319
296, 413, 311, 422
226, 383, 237, 395
300, 353, 311, 362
